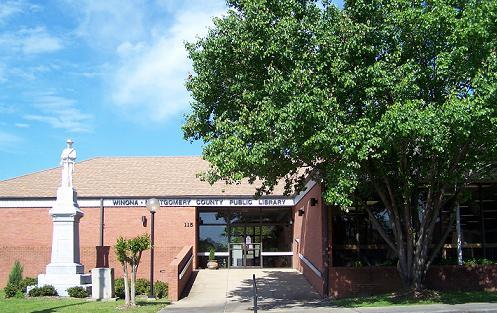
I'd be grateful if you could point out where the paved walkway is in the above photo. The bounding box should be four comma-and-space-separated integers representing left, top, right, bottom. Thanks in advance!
160, 269, 497, 313
161, 268, 322, 312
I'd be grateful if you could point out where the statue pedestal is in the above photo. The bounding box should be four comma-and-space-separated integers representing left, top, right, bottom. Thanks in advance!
91, 268, 115, 299
38, 186, 91, 296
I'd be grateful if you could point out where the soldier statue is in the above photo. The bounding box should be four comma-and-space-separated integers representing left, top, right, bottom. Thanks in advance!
60, 139, 77, 187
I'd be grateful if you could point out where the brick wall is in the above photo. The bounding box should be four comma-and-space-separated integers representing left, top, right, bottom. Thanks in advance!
329, 266, 402, 298
426, 265, 497, 292
329, 265, 497, 299
292, 183, 326, 296
167, 246, 193, 301
0, 205, 197, 287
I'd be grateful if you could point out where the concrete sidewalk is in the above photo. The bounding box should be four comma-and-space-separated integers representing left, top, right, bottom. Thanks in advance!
161, 268, 322, 312
266, 303, 497, 313
160, 268, 497, 313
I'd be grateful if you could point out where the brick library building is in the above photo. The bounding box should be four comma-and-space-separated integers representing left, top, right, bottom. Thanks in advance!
0, 155, 496, 299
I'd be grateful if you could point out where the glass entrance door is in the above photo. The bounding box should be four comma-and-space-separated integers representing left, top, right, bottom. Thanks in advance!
229, 225, 262, 267
198, 207, 293, 268
229, 242, 261, 267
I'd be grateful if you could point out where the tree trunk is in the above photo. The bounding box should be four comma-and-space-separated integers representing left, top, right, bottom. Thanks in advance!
130, 266, 137, 306
123, 263, 130, 306
368, 184, 458, 294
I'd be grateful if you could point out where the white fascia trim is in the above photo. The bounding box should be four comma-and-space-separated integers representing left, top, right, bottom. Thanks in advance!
0, 180, 318, 208
293, 180, 317, 205
298, 253, 322, 278
0, 197, 295, 208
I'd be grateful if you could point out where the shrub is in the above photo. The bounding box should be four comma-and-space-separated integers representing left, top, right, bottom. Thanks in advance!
114, 278, 125, 299
478, 258, 497, 265
67, 286, 88, 298
209, 247, 215, 261
154, 281, 168, 299
465, 258, 497, 266
135, 278, 150, 295
28, 285, 58, 297
4, 261, 24, 298
114, 277, 150, 298
8, 260, 23, 287
20, 277, 37, 293
14, 289, 24, 298
4, 283, 18, 298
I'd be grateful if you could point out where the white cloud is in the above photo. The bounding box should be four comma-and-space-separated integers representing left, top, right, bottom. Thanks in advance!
14, 123, 29, 128
0, 26, 62, 55
0, 0, 39, 23
24, 92, 93, 133
73, 0, 149, 50
63, 0, 225, 122
20, 27, 62, 54
110, 5, 225, 122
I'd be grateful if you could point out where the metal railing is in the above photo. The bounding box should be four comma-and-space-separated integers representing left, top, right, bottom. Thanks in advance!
252, 274, 258, 313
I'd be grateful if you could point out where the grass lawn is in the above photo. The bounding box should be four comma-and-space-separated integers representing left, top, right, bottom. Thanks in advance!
333, 290, 497, 308
0, 291, 169, 313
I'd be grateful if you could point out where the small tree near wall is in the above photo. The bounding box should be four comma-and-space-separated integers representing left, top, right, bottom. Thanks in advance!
128, 234, 150, 306
114, 237, 131, 306
114, 234, 150, 306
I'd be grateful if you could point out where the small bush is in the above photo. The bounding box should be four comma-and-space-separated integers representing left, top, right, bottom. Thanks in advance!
154, 281, 168, 299
20, 277, 37, 293
67, 286, 88, 298
478, 258, 497, 265
4, 283, 18, 298
14, 289, 24, 298
28, 287, 42, 297
8, 260, 23, 287
4, 260, 24, 298
28, 285, 58, 297
209, 247, 216, 261
465, 258, 497, 266
114, 278, 125, 299
114, 277, 152, 298
135, 278, 150, 295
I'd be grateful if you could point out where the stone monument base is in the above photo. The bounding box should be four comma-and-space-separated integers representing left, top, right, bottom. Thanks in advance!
91, 268, 115, 299
38, 263, 91, 296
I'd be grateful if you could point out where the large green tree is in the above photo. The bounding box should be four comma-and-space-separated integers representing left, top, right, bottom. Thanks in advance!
184, 0, 497, 292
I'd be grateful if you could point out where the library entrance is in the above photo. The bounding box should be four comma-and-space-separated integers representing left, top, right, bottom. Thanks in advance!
197, 207, 293, 268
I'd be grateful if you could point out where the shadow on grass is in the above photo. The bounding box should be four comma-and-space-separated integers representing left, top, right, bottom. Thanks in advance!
333, 291, 497, 308
31, 301, 89, 313
26, 298, 169, 313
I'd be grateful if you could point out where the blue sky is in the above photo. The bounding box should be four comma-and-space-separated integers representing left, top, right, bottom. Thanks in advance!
0, 0, 342, 180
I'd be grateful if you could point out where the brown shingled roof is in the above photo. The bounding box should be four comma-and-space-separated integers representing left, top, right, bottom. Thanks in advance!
0, 156, 288, 198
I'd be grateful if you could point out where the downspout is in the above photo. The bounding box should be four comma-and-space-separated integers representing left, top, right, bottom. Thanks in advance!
321, 183, 329, 297
100, 198, 104, 246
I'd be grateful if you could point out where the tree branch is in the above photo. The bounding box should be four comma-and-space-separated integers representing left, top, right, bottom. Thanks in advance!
427, 209, 456, 269
365, 205, 398, 253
